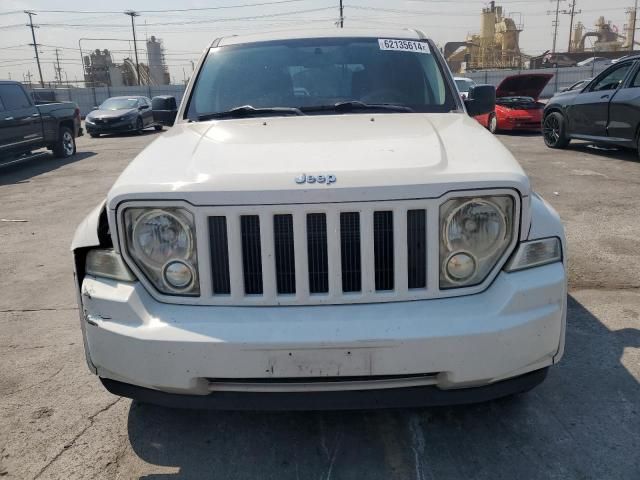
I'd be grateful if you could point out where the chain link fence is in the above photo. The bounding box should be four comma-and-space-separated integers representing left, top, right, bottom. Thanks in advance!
463, 64, 611, 99
30, 84, 187, 117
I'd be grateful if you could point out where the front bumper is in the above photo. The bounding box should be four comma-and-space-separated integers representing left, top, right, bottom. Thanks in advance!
80, 262, 566, 406
85, 118, 137, 134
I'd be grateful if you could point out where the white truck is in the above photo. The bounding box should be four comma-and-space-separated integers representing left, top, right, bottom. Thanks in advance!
72, 29, 566, 410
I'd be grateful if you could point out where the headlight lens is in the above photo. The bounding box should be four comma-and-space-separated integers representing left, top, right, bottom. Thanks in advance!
124, 208, 199, 295
440, 196, 514, 288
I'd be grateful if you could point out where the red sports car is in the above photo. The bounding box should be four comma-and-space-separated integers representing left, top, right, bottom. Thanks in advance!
475, 73, 553, 134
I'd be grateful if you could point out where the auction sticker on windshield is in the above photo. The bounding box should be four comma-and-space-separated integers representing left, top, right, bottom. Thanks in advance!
378, 39, 430, 54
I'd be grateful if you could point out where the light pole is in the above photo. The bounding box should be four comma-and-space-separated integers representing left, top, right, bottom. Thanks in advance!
124, 11, 141, 85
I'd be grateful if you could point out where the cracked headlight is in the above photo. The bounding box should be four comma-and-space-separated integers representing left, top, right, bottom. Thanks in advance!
123, 208, 199, 295
440, 196, 514, 288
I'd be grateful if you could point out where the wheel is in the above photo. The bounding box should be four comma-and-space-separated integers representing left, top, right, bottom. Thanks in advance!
136, 117, 144, 134
488, 113, 498, 134
52, 127, 76, 158
543, 112, 570, 149
89, 132, 100, 138
154, 124, 163, 132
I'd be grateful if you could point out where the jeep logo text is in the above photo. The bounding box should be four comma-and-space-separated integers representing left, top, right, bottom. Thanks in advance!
295, 173, 337, 185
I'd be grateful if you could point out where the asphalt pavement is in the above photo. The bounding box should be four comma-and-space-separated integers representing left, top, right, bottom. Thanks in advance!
0, 127, 638, 479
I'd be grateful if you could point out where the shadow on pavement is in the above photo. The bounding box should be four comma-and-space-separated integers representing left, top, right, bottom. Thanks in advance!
126, 296, 640, 480
0, 151, 96, 186
567, 142, 639, 163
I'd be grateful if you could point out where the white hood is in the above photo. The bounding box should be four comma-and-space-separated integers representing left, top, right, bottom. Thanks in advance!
107, 113, 529, 209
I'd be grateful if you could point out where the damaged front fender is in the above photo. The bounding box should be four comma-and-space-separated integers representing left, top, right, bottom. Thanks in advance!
71, 200, 108, 374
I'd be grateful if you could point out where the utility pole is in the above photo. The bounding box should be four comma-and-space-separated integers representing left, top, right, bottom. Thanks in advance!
25, 10, 44, 87
561, 1, 581, 53
631, 0, 638, 52
124, 10, 141, 85
54, 48, 63, 85
547, 0, 564, 55
339, 0, 344, 28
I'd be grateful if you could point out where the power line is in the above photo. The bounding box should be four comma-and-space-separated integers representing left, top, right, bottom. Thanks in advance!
15, 0, 311, 15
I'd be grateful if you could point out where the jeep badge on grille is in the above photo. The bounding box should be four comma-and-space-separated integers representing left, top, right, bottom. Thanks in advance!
295, 173, 336, 185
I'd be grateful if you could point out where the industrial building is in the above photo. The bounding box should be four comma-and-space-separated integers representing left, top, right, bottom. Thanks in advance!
445, 1, 637, 73
82, 36, 170, 87
445, 2, 524, 73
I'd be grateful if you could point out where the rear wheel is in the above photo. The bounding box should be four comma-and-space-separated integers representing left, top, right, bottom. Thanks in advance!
488, 113, 498, 134
52, 127, 76, 158
543, 112, 570, 149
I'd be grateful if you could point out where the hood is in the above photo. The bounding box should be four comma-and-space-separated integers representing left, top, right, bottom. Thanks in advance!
107, 113, 529, 208
496, 74, 553, 100
88, 108, 137, 119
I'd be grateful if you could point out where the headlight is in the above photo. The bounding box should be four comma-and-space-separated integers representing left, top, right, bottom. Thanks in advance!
440, 196, 514, 288
123, 208, 199, 295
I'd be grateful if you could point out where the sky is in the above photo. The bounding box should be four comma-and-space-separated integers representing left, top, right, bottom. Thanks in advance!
0, 0, 636, 85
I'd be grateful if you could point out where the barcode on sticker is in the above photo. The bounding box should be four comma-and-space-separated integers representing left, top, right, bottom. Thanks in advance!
378, 39, 430, 54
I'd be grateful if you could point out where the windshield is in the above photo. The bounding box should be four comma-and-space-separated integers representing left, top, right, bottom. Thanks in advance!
99, 98, 138, 110
454, 79, 475, 92
187, 37, 457, 120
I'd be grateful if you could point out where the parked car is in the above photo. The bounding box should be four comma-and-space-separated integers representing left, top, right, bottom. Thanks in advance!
454, 77, 476, 99
558, 78, 592, 94
475, 74, 553, 133
72, 29, 566, 410
543, 54, 640, 155
85, 96, 162, 137
541, 53, 577, 68
577, 57, 611, 68
0, 80, 82, 162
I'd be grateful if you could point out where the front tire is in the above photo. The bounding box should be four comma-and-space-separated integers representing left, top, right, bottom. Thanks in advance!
543, 112, 570, 149
488, 113, 498, 134
89, 132, 100, 138
154, 124, 163, 132
52, 127, 76, 158
136, 117, 144, 135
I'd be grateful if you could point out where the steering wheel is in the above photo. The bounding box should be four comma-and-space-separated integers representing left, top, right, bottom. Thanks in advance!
360, 88, 407, 104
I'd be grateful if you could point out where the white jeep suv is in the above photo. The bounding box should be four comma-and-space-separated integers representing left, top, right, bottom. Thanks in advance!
72, 29, 566, 410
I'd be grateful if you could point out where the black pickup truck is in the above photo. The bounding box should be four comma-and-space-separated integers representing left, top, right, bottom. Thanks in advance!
0, 80, 82, 163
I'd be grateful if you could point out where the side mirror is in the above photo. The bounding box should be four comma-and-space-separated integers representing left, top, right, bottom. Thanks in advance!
152, 96, 178, 127
139, 104, 149, 110
464, 84, 496, 116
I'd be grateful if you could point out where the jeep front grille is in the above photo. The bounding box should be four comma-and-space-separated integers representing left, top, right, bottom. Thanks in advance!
204, 202, 432, 305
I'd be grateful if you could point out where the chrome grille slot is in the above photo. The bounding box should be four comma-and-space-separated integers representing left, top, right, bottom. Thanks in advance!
306, 213, 329, 294
240, 215, 263, 295
209, 216, 231, 294
373, 211, 394, 291
273, 214, 296, 294
407, 209, 427, 289
340, 212, 362, 293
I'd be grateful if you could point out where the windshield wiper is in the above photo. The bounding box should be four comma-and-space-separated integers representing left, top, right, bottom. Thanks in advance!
197, 105, 304, 121
301, 101, 414, 114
